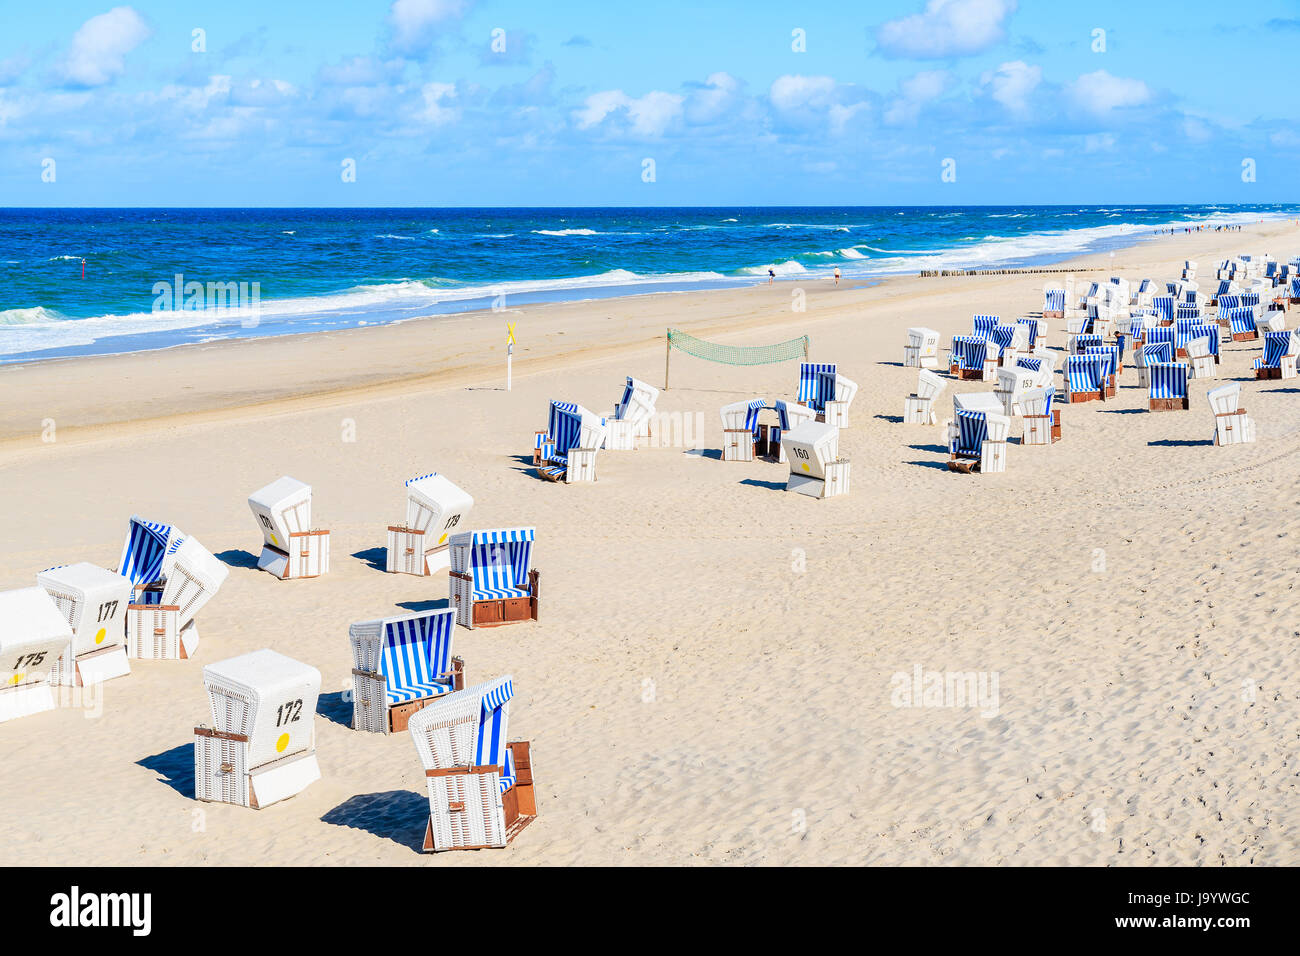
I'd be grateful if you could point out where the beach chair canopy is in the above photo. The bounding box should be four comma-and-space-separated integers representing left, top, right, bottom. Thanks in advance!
915, 369, 946, 402
1021, 386, 1054, 418
1043, 289, 1065, 312
797, 363, 836, 410
1084, 345, 1118, 378
450, 528, 535, 601
1206, 382, 1241, 416
1148, 362, 1189, 399
953, 336, 989, 371
1226, 307, 1257, 336
1142, 342, 1175, 366
1066, 354, 1106, 392
404, 472, 474, 540
409, 676, 518, 792
720, 398, 767, 434
1260, 330, 1295, 368
1072, 333, 1103, 354
350, 608, 457, 705
780, 421, 839, 480
118, 516, 182, 590
972, 315, 998, 338
1146, 326, 1176, 349
952, 410, 989, 457
953, 392, 1004, 415
907, 327, 940, 350
36, 562, 131, 656
161, 536, 228, 629
615, 377, 659, 424
202, 649, 321, 768
248, 476, 312, 552
0, 587, 73, 689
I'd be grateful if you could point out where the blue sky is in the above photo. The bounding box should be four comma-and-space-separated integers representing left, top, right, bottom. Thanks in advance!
1, 0, 1297, 206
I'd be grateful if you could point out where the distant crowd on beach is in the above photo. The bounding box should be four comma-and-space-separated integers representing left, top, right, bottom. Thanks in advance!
1155, 223, 1248, 235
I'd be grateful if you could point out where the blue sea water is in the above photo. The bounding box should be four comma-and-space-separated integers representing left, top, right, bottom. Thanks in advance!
0, 204, 1294, 364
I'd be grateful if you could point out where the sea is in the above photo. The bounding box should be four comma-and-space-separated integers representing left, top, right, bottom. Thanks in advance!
1, 203, 1295, 364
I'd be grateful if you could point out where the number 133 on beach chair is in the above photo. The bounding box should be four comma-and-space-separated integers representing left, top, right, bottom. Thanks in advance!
194, 650, 321, 809
248, 476, 330, 580
409, 676, 537, 852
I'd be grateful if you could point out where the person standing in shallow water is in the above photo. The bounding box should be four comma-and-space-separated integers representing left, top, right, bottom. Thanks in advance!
768, 267, 775, 285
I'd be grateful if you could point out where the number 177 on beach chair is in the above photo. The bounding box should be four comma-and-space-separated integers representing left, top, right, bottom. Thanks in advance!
37, 562, 131, 688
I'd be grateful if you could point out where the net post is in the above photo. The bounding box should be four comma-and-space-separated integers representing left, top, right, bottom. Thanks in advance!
803, 337, 809, 360
664, 330, 671, 390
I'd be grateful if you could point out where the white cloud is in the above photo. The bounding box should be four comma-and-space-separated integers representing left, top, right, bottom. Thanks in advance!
58, 6, 150, 87
877, 0, 1017, 59
884, 70, 950, 125
1182, 117, 1211, 143
684, 72, 739, 125
1068, 70, 1150, 115
388, 0, 469, 55
573, 88, 683, 136
980, 60, 1041, 113
419, 81, 459, 124
1084, 132, 1116, 152
770, 74, 838, 112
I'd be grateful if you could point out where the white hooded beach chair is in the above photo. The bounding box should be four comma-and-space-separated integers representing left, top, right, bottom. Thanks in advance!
1208, 382, 1255, 445
1021, 387, 1060, 445
193, 649, 321, 809
126, 535, 228, 660
1186, 335, 1217, 380
387, 472, 474, 576
770, 401, 817, 462
606, 377, 659, 450
535, 401, 607, 483
248, 476, 330, 580
1253, 330, 1297, 380
994, 366, 1036, 418
814, 369, 858, 428
449, 528, 539, 629
947, 408, 1009, 474
349, 608, 463, 734
37, 562, 131, 687
904, 327, 940, 368
720, 398, 765, 461
0, 587, 73, 723
904, 369, 946, 424
779, 421, 849, 498
409, 676, 536, 852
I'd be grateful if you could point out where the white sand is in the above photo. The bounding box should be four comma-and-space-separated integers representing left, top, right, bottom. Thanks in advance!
1, 222, 1297, 865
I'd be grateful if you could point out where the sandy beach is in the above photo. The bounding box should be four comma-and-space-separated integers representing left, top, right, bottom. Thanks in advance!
2, 220, 1298, 866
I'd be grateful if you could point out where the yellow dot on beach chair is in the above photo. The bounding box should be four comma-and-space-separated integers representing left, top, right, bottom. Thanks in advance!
801, 463, 810, 472
10, 673, 24, 685
95, 627, 107, 645
276, 733, 289, 753
438, 533, 449, 545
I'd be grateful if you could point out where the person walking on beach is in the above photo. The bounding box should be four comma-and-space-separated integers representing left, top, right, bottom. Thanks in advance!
833, 267, 841, 286
768, 267, 775, 285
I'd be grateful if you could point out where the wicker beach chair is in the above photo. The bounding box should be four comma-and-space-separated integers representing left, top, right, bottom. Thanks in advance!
780, 420, 849, 498
1207, 382, 1255, 445
449, 528, 539, 629
193, 649, 321, 809
1253, 330, 1297, 380
249, 476, 330, 580
350, 608, 464, 734
535, 401, 606, 483
1148, 362, 1190, 411
409, 676, 536, 852
387, 472, 474, 576
606, 376, 659, 450
37, 562, 131, 687
0, 587, 72, 723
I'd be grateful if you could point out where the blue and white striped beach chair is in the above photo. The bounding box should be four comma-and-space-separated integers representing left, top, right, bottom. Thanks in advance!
1084, 345, 1119, 395
1152, 295, 1175, 325
947, 408, 1009, 473
720, 398, 767, 460
349, 608, 462, 733
409, 675, 537, 852
1043, 289, 1065, 317
1064, 354, 1107, 403
1022, 386, 1060, 445
1253, 330, 1297, 380
448, 528, 538, 629
1147, 362, 1189, 411
797, 363, 836, 411
972, 315, 998, 339
1071, 332, 1103, 355
1225, 307, 1258, 341
535, 401, 606, 482
1210, 279, 1234, 305
1016, 316, 1040, 350
952, 335, 996, 381
1290, 277, 1300, 303
607, 376, 659, 449
118, 516, 182, 604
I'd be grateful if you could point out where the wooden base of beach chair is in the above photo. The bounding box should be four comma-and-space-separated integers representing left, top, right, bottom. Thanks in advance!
1023, 410, 1061, 445
1149, 397, 1189, 412
451, 569, 539, 629
903, 396, 935, 425
351, 657, 466, 733
1067, 390, 1103, 404
1290, 296, 1300, 305
259, 530, 330, 579
386, 528, 450, 576
723, 429, 755, 462
421, 740, 536, 852
1044, 310, 1063, 319
1255, 366, 1283, 380
1232, 330, 1259, 342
